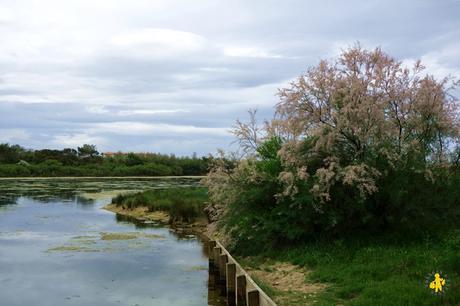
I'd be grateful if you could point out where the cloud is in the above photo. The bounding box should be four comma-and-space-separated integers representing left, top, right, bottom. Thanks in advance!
0, 129, 30, 143
0, 0, 459, 155
116, 109, 190, 116
51, 133, 108, 148
110, 28, 208, 58
89, 122, 229, 137
223, 46, 283, 58
419, 43, 460, 80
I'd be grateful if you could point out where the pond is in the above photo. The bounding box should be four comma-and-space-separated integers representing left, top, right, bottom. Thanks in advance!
0, 178, 225, 306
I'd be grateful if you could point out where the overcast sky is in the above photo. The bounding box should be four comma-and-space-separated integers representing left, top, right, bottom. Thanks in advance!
1, 0, 459, 155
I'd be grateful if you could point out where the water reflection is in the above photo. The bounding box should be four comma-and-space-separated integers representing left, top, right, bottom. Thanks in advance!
114, 213, 227, 306
0, 177, 201, 206
0, 194, 19, 206
0, 178, 226, 306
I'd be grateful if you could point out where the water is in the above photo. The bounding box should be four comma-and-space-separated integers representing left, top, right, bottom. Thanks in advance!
0, 178, 225, 306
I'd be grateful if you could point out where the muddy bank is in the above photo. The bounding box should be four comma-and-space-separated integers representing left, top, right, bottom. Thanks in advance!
103, 204, 210, 237
103, 203, 318, 305
103, 204, 170, 223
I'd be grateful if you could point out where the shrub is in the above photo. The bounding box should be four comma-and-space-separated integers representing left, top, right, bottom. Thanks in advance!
205, 46, 460, 253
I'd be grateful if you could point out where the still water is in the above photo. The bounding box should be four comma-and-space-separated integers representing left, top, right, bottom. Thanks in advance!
0, 178, 224, 306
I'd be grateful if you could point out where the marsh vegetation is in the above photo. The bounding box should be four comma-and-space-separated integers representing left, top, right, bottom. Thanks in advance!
110, 187, 208, 223
0, 143, 210, 177
205, 46, 460, 305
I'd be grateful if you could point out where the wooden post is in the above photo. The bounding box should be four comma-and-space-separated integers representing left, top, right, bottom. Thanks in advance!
208, 241, 216, 271
208, 240, 217, 285
226, 263, 236, 306
219, 254, 228, 280
247, 290, 260, 306
208, 248, 216, 290
213, 247, 221, 266
212, 246, 221, 290
219, 254, 228, 296
208, 240, 216, 254
236, 275, 247, 306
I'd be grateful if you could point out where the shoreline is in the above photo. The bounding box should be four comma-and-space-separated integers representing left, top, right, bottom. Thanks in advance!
103, 204, 288, 304
102, 203, 209, 237
103, 203, 171, 223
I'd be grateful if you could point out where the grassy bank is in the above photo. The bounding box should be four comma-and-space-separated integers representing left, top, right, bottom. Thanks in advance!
239, 230, 460, 305
110, 187, 208, 223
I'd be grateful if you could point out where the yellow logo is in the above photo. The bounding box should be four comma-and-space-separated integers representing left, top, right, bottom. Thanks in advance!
425, 271, 449, 295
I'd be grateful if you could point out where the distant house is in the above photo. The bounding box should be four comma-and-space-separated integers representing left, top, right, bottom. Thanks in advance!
102, 152, 124, 158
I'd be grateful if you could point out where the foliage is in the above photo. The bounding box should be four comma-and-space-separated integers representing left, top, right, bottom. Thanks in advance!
242, 231, 460, 305
205, 45, 460, 251
0, 143, 26, 163
111, 187, 208, 223
77, 144, 99, 158
0, 143, 211, 177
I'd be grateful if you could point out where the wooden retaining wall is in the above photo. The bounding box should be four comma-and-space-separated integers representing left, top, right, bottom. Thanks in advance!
208, 240, 277, 306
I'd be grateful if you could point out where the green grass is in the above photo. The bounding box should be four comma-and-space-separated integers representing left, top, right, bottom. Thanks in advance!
241, 230, 460, 305
111, 187, 208, 223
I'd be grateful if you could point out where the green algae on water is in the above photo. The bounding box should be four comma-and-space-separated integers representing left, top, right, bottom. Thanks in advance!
100, 232, 138, 240
46, 245, 100, 252
100, 232, 165, 241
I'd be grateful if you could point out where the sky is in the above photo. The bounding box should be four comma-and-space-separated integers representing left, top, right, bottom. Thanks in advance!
0, 0, 459, 156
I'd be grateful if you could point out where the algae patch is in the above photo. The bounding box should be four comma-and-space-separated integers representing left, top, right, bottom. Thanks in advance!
184, 265, 207, 272
72, 235, 98, 240
79, 190, 138, 201
142, 233, 165, 239
100, 232, 165, 241
46, 232, 165, 254
47, 245, 99, 252
70, 236, 97, 245
100, 232, 138, 240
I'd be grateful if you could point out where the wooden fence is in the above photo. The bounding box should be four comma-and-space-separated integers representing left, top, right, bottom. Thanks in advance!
208, 240, 277, 306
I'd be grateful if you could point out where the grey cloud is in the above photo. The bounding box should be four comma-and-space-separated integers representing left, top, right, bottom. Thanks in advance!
0, 0, 459, 155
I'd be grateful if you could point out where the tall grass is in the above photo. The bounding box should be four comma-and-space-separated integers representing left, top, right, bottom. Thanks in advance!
111, 187, 208, 223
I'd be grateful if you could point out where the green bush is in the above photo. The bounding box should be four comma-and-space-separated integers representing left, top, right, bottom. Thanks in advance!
0, 143, 211, 177
208, 136, 460, 254
205, 47, 460, 254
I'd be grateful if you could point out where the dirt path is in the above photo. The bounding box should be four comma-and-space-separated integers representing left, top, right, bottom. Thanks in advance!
246, 262, 327, 305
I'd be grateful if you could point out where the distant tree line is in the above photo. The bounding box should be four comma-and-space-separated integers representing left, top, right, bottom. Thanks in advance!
0, 143, 210, 177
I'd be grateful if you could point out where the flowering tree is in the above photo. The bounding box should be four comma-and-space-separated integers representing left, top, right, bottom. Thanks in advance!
205, 46, 459, 249
276, 46, 458, 201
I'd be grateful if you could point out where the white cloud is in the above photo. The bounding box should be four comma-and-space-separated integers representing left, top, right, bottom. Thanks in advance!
0, 129, 30, 142
116, 109, 189, 116
51, 133, 107, 148
401, 43, 460, 84
223, 46, 283, 58
0, 6, 14, 23
88, 122, 229, 136
110, 28, 208, 58
419, 45, 460, 80
86, 106, 110, 114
